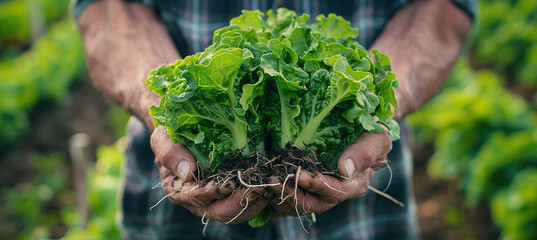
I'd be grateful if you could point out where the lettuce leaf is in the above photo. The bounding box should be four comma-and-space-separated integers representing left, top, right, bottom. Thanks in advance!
146, 8, 399, 170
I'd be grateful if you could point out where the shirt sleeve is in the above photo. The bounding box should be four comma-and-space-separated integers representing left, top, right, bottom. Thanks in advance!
73, 0, 100, 21
73, 0, 155, 22
451, 0, 478, 20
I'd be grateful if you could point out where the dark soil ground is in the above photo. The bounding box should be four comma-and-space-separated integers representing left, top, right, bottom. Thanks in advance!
412, 142, 500, 239
0, 76, 500, 239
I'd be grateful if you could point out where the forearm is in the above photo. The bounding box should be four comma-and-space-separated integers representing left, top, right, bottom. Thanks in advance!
371, 0, 472, 120
77, 0, 179, 130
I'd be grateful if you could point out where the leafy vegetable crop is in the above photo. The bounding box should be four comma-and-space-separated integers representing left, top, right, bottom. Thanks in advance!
146, 8, 399, 171
492, 168, 537, 240
469, 0, 537, 86
0, 0, 71, 47
0, 19, 86, 145
408, 60, 537, 239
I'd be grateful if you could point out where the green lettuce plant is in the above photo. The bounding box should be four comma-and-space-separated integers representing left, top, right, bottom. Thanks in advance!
146, 8, 399, 170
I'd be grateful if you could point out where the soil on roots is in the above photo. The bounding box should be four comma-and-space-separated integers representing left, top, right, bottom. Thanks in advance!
199, 144, 340, 190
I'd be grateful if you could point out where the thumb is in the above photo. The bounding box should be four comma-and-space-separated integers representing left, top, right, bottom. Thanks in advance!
151, 126, 197, 181
337, 131, 392, 178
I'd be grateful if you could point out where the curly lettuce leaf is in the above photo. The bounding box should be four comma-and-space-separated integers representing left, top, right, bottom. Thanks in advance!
146, 8, 400, 171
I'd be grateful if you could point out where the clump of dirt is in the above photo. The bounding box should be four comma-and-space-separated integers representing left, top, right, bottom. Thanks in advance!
181, 143, 341, 228
198, 144, 339, 191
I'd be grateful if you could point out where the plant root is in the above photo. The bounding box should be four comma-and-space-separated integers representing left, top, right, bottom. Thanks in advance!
280, 174, 295, 200
240, 187, 252, 205
152, 144, 361, 233
150, 192, 175, 211
225, 197, 250, 224
196, 162, 201, 181
184, 185, 200, 193
304, 192, 311, 213
368, 185, 404, 207
151, 182, 163, 189
219, 175, 233, 190
262, 156, 279, 166
294, 166, 301, 202
237, 170, 281, 188
318, 174, 347, 195
201, 212, 210, 237
383, 162, 393, 192
293, 166, 308, 233
301, 192, 308, 214
191, 170, 199, 182
277, 194, 293, 205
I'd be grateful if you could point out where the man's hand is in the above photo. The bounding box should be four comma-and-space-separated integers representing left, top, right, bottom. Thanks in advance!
151, 126, 272, 223
268, 131, 391, 217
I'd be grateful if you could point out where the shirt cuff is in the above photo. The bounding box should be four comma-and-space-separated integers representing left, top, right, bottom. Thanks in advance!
73, 0, 156, 22
73, 0, 101, 22
450, 0, 478, 20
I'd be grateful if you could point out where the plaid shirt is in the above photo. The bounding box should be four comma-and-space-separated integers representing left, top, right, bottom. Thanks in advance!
75, 1, 476, 239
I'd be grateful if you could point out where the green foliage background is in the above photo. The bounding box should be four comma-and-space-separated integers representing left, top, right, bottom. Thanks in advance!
62, 140, 124, 239
0, 0, 536, 239
0, 0, 125, 239
0, 0, 86, 144
408, 0, 537, 238
469, 0, 537, 86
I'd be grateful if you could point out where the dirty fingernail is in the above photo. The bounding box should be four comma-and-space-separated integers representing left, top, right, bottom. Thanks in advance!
344, 158, 355, 178
177, 161, 190, 180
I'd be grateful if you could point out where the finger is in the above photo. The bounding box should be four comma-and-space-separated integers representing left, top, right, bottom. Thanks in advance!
298, 170, 373, 201
270, 196, 304, 217
268, 178, 295, 205
266, 176, 288, 200
337, 131, 392, 178
204, 188, 271, 224
268, 175, 304, 206
339, 168, 375, 200
151, 126, 197, 181
266, 177, 298, 215
269, 174, 333, 214
269, 198, 294, 218
164, 180, 230, 207
269, 184, 332, 215
297, 171, 346, 204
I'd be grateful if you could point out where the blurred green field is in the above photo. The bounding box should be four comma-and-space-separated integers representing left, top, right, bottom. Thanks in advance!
0, 0, 128, 239
0, 0, 536, 239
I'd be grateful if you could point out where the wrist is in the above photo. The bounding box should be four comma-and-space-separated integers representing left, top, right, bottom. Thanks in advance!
78, 0, 180, 133
393, 83, 418, 121
127, 89, 160, 132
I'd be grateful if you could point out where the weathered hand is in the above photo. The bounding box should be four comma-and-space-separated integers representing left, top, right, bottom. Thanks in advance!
268, 131, 392, 218
151, 126, 271, 224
